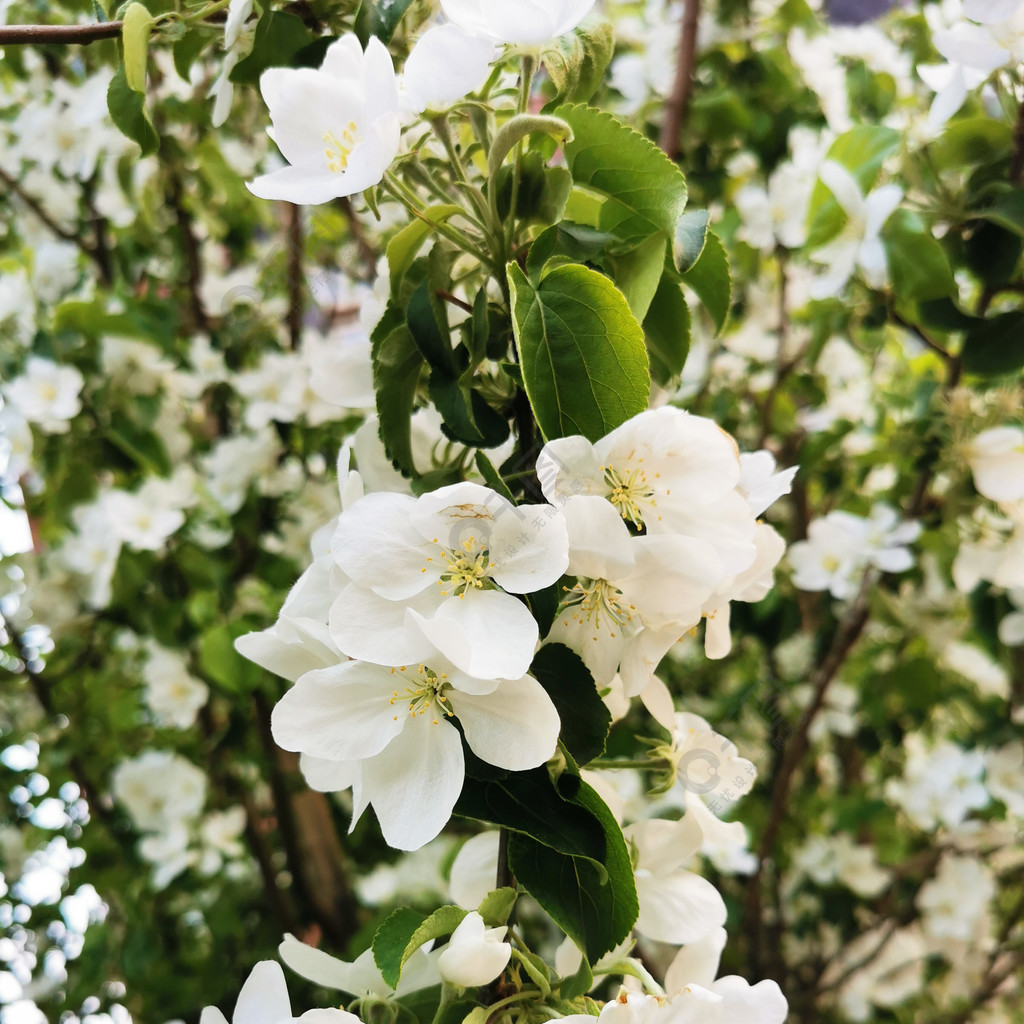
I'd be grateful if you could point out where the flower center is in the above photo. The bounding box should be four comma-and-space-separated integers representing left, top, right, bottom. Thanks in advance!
388, 665, 455, 725
602, 463, 656, 529
561, 578, 634, 637
323, 121, 359, 173
426, 535, 496, 598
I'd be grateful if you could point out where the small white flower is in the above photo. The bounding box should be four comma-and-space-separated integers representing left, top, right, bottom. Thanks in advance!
440, 0, 596, 46
3, 357, 84, 434
809, 161, 903, 299
248, 35, 402, 204
965, 426, 1024, 504
400, 25, 498, 114
437, 911, 511, 988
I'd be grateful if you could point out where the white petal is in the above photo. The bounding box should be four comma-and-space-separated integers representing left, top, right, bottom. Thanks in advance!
449, 831, 501, 910
331, 491, 434, 600
561, 495, 635, 580
635, 869, 727, 945
299, 755, 358, 793
279, 934, 367, 992
297, 1012, 365, 1024
409, 590, 538, 681
363, 719, 465, 850
328, 583, 439, 666
451, 674, 560, 771
200, 1010, 229, 1024
233, 961, 292, 1024
234, 627, 335, 683
271, 662, 405, 761
711, 977, 789, 1024
536, 435, 603, 504
864, 184, 903, 239
664, 928, 727, 993
247, 166, 354, 206
488, 504, 570, 593
818, 160, 865, 221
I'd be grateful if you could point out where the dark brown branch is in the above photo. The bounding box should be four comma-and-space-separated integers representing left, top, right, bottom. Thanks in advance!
437, 289, 474, 314
166, 169, 209, 332
287, 205, 304, 351
0, 21, 122, 44
659, 0, 701, 159
335, 196, 378, 280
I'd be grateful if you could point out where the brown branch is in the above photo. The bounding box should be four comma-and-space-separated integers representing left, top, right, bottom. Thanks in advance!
166, 168, 209, 332
335, 196, 378, 280
745, 572, 874, 974
659, 0, 701, 159
437, 289, 473, 314
287, 205, 304, 351
0, 164, 112, 284
0, 21, 122, 44
1011, 96, 1024, 187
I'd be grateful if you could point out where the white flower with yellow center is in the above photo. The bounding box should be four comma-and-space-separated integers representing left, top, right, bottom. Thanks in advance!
271, 655, 560, 850
548, 496, 722, 695
2, 356, 84, 435
329, 482, 569, 681
248, 34, 402, 205
537, 408, 758, 575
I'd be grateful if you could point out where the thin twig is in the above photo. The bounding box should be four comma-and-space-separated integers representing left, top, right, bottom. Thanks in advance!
166, 168, 209, 332
0, 21, 122, 44
660, 0, 701, 159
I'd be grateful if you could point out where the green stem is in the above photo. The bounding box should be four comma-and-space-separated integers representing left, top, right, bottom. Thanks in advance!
504, 55, 537, 254
588, 757, 671, 772
381, 173, 494, 268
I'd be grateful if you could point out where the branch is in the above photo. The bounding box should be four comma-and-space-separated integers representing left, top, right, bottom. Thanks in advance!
0, 21, 122, 44
1011, 95, 1024, 187
287, 205, 304, 351
659, 0, 701, 159
166, 168, 209, 332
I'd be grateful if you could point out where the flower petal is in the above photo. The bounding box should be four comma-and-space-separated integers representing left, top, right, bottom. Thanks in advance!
328, 582, 439, 666
233, 961, 292, 1024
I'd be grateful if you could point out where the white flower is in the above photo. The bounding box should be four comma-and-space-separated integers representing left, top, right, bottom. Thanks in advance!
965, 426, 1024, 504
885, 736, 989, 830
917, 855, 995, 942
101, 337, 176, 396
236, 352, 308, 429
809, 161, 903, 299
201, 429, 281, 514
223, 0, 253, 49
302, 325, 375, 412
626, 815, 727, 945
670, 712, 757, 814
200, 960, 357, 1024
985, 741, 1024, 815
3, 357, 84, 434
737, 451, 798, 517
330, 482, 568, 681
271, 656, 560, 850
141, 643, 209, 729
941, 641, 1009, 698
549, 495, 722, 694
400, 25, 498, 113
30, 241, 80, 303
448, 831, 502, 910
793, 834, 889, 897
999, 588, 1024, 645
439, 0, 596, 46
538, 408, 757, 573
110, 751, 206, 834
248, 35, 402, 204
437, 911, 511, 987
104, 477, 192, 553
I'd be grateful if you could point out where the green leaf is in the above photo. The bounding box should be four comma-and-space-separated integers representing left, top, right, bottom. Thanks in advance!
882, 209, 956, 301
107, 67, 158, 155
507, 262, 650, 443
805, 126, 900, 248
428, 375, 510, 449
357, 0, 414, 43
474, 452, 515, 504
375, 906, 468, 989
964, 220, 1022, 288
407, 279, 455, 375
530, 644, 610, 766
508, 780, 638, 961
478, 887, 517, 926
673, 208, 710, 273
559, 952, 593, 1000
931, 118, 1013, 169
173, 30, 208, 82
372, 908, 427, 990
542, 20, 615, 105
200, 624, 261, 693
607, 233, 668, 323
386, 205, 462, 301
230, 11, 312, 84
977, 189, 1024, 237
681, 231, 730, 333
961, 311, 1024, 376
372, 310, 425, 476
526, 223, 615, 284
121, 2, 154, 93
512, 949, 551, 994
556, 103, 688, 247
455, 766, 607, 864
643, 274, 691, 384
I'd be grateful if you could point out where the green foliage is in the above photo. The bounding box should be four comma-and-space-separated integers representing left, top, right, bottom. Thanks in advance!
530, 644, 610, 766
507, 262, 650, 442
542, 21, 616, 106
107, 68, 159, 155
121, 2, 154, 93
372, 308, 425, 476
373, 906, 467, 988
883, 210, 956, 302
508, 777, 638, 961
556, 104, 689, 246
230, 11, 314, 85
961, 311, 1024, 376
387, 206, 463, 300
643, 275, 691, 384
680, 231, 731, 333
